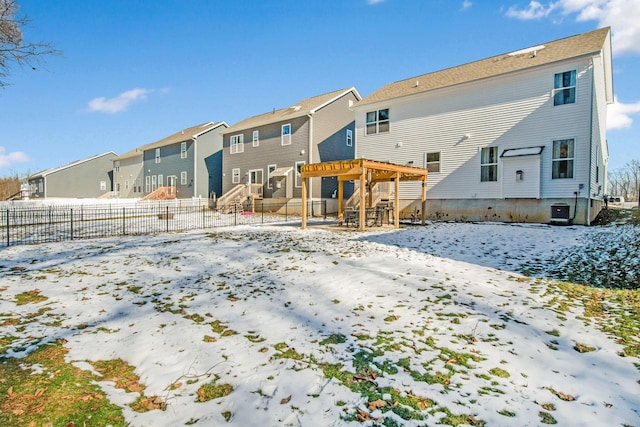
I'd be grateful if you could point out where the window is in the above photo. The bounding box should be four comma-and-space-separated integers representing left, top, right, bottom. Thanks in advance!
346, 129, 353, 147
295, 161, 305, 188
481, 147, 498, 182
155, 148, 161, 163
282, 124, 292, 145
180, 171, 187, 185
426, 152, 440, 173
366, 108, 389, 135
100, 181, 107, 191
230, 134, 244, 154
151, 175, 157, 191
232, 168, 240, 184
267, 164, 277, 189
116, 183, 121, 192
253, 130, 259, 147
181, 142, 187, 159
145, 176, 151, 192
124, 180, 129, 190
552, 139, 574, 179
158, 174, 163, 187
114, 161, 120, 172
553, 70, 576, 106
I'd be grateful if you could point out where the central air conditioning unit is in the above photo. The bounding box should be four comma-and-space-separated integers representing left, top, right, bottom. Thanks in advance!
550, 204, 571, 225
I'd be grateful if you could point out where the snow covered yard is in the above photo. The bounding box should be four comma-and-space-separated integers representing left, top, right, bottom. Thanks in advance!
1, 222, 639, 426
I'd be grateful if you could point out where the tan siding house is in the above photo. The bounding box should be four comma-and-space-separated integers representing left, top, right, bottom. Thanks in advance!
355, 28, 613, 225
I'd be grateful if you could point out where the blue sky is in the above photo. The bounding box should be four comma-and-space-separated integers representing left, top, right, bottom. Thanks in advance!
1, 0, 639, 176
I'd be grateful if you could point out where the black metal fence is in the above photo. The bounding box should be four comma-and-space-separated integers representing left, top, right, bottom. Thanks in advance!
0, 200, 327, 247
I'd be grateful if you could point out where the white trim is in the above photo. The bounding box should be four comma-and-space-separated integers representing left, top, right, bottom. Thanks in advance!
267, 164, 277, 189
282, 124, 292, 146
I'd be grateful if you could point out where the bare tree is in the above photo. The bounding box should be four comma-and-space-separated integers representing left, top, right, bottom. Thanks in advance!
0, 0, 60, 87
608, 159, 640, 202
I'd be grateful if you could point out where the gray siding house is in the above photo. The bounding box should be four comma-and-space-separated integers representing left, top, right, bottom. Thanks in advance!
141, 121, 228, 199
112, 148, 144, 198
221, 87, 361, 205
355, 28, 613, 225
28, 151, 117, 199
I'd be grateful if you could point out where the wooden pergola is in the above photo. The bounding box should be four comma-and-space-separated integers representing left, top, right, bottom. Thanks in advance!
300, 159, 428, 231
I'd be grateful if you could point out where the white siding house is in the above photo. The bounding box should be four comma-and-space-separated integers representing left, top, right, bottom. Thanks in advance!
355, 27, 613, 225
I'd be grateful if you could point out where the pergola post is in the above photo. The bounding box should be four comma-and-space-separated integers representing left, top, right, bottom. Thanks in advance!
394, 172, 400, 229
338, 179, 344, 225
301, 177, 308, 229
359, 168, 366, 231
421, 178, 427, 225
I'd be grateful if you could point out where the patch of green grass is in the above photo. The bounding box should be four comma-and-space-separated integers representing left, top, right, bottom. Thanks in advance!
0, 339, 125, 426
272, 343, 303, 360
545, 329, 560, 337
573, 342, 596, 353
14, 289, 48, 305
498, 409, 516, 417
320, 334, 347, 346
196, 379, 233, 402
539, 411, 557, 424
489, 367, 510, 378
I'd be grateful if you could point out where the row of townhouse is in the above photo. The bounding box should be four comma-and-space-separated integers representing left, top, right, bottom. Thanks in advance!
26, 27, 613, 225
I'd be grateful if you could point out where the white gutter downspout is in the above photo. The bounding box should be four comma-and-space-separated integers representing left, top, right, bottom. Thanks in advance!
586, 61, 595, 226
307, 113, 314, 201
192, 137, 198, 198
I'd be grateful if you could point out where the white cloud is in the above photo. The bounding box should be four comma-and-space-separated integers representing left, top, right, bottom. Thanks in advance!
505, 1, 558, 19
367, 0, 385, 4
88, 88, 152, 114
607, 97, 640, 130
505, 0, 640, 55
0, 147, 30, 168
462, 0, 473, 10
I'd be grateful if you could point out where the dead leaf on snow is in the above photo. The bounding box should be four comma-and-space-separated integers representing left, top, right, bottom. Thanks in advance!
368, 399, 387, 410
280, 395, 291, 404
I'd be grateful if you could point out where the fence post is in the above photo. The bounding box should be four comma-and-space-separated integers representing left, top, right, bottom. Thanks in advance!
70, 208, 74, 240
5, 209, 9, 246
285, 202, 288, 221
122, 207, 126, 235
261, 201, 264, 224
234, 205, 238, 226
166, 206, 169, 232
202, 205, 205, 229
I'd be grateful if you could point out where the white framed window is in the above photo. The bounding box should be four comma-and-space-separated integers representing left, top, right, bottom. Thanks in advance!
145, 176, 151, 192
181, 171, 187, 185
116, 183, 121, 192
553, 70, 576, 106
232, 168, 240, 184
230, 134, 244, 154
426, 152, 440, 173
155, 148, 161, 163
346, 129, 353, 147
267, 164, 277, 189
295, 161, 305, 188
552, 139, 574, 179
100, 181, 107, 191
124, 180, 129, 190
181, 142, 187, 159
249, 169, 263, 185
158, 174, 163, 187
114, 161, 120, 172
151, 175, 157, 191
365, 108, 389, 135
252, 130, 259, 147
481, 147, 498, 182
282, 124, 292, 145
